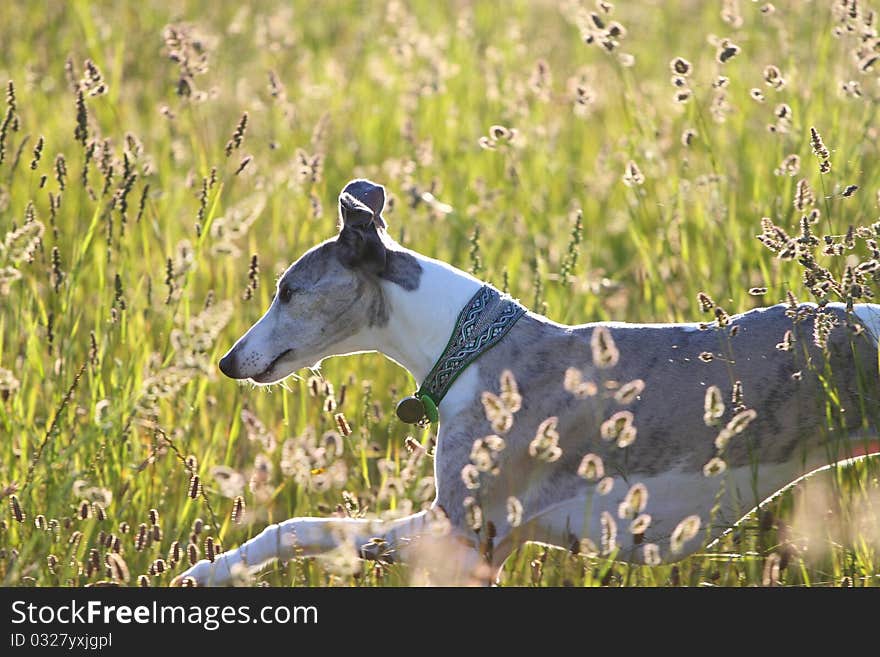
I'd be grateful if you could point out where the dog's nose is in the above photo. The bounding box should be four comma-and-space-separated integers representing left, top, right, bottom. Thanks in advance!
218, 351, 238, 378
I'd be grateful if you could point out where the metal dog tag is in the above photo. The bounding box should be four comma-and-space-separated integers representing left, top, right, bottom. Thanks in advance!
396, 396, 426, 424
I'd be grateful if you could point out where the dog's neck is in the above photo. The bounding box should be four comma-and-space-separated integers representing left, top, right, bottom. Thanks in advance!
371, 249, 483, 385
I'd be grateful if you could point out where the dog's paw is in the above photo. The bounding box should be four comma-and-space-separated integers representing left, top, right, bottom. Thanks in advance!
171, 559, 220, 587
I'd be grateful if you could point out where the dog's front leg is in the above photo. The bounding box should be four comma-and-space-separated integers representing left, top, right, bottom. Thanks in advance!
171, 510, 439, 586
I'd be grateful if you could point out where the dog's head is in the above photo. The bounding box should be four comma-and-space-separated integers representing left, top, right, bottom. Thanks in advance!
218, 179, 421, 384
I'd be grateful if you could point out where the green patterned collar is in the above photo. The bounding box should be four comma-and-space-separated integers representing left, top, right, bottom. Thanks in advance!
395, 285, 527, 425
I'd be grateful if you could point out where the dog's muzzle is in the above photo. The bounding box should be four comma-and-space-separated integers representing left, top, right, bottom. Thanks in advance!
218, 350, 239, 378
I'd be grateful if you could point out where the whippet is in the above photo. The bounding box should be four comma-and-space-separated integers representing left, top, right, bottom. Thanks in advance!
174, 179, 880, 586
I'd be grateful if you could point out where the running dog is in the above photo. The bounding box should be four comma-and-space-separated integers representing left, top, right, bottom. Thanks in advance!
174, 179, 880, 585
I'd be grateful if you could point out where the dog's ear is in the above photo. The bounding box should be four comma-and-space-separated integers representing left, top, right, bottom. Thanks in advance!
336, 179, 388, 274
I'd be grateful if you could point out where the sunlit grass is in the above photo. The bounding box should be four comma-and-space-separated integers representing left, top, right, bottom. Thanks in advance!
0, 0, 879, 586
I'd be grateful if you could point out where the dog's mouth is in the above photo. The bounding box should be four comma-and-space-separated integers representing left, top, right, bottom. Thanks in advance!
251, 348, 295, 384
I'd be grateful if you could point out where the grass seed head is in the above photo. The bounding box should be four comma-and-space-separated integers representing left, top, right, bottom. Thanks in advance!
528, 416, 562, 462
460, 464, 481, 490
470, 435, 505, 474
499, 369, 522, 413
506, 496, 523, 527
590, 326, 619, 368
727, 408, 757, 434
234, 155, 253, 176
577, 453, 605, 481
225, 112, 248, 157
600, 410, 636, 447
463, 496, 482, 532
481, 391, 513, 434
619, 482, 649, 519
643, 543, 661, 566
188, 474, 201, 499
716, 39, 741, 63
731, 380, 743, 407
29, 135, 44, 169
597, 476, 614, 495
614, 378, 644, 405
670, 514, 701, 553
630, 513, 652, 535
600, 510, 617, 554
74, 89, 88, 146
187, 542, 198, 566
813, 310, 838, 351
578, 537, 599, 557
775, 153, 800, 177
670, 57, 692, 75
703, 457, 727, 477
5, 80, 15, 112
82, 59, 107, 96
622, 160, 645, 187
697, 292, 715, 312
763, 64, 784, 88
334, 412, 352, 436
232, 496, 245, 524
0, 367, 20, 397
703, 385, 725, 425
10, 494, 24, 523
776, 329, 794, 351
106, 552, 130, 583
809, 126, 830, 160
564, 367, 597, 398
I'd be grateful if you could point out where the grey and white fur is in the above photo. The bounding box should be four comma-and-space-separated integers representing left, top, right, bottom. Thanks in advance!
174, 179, 880, 586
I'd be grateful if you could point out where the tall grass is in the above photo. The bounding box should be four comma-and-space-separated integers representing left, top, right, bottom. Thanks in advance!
0, 0, 878, 586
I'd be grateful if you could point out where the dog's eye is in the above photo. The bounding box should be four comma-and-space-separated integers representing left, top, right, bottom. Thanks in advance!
278, 285, 294, 304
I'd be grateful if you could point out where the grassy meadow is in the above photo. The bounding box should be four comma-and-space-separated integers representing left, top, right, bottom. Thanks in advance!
1, 0, 880, 586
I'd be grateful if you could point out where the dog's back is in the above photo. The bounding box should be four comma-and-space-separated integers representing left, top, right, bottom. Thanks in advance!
468, 302, 879, 493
